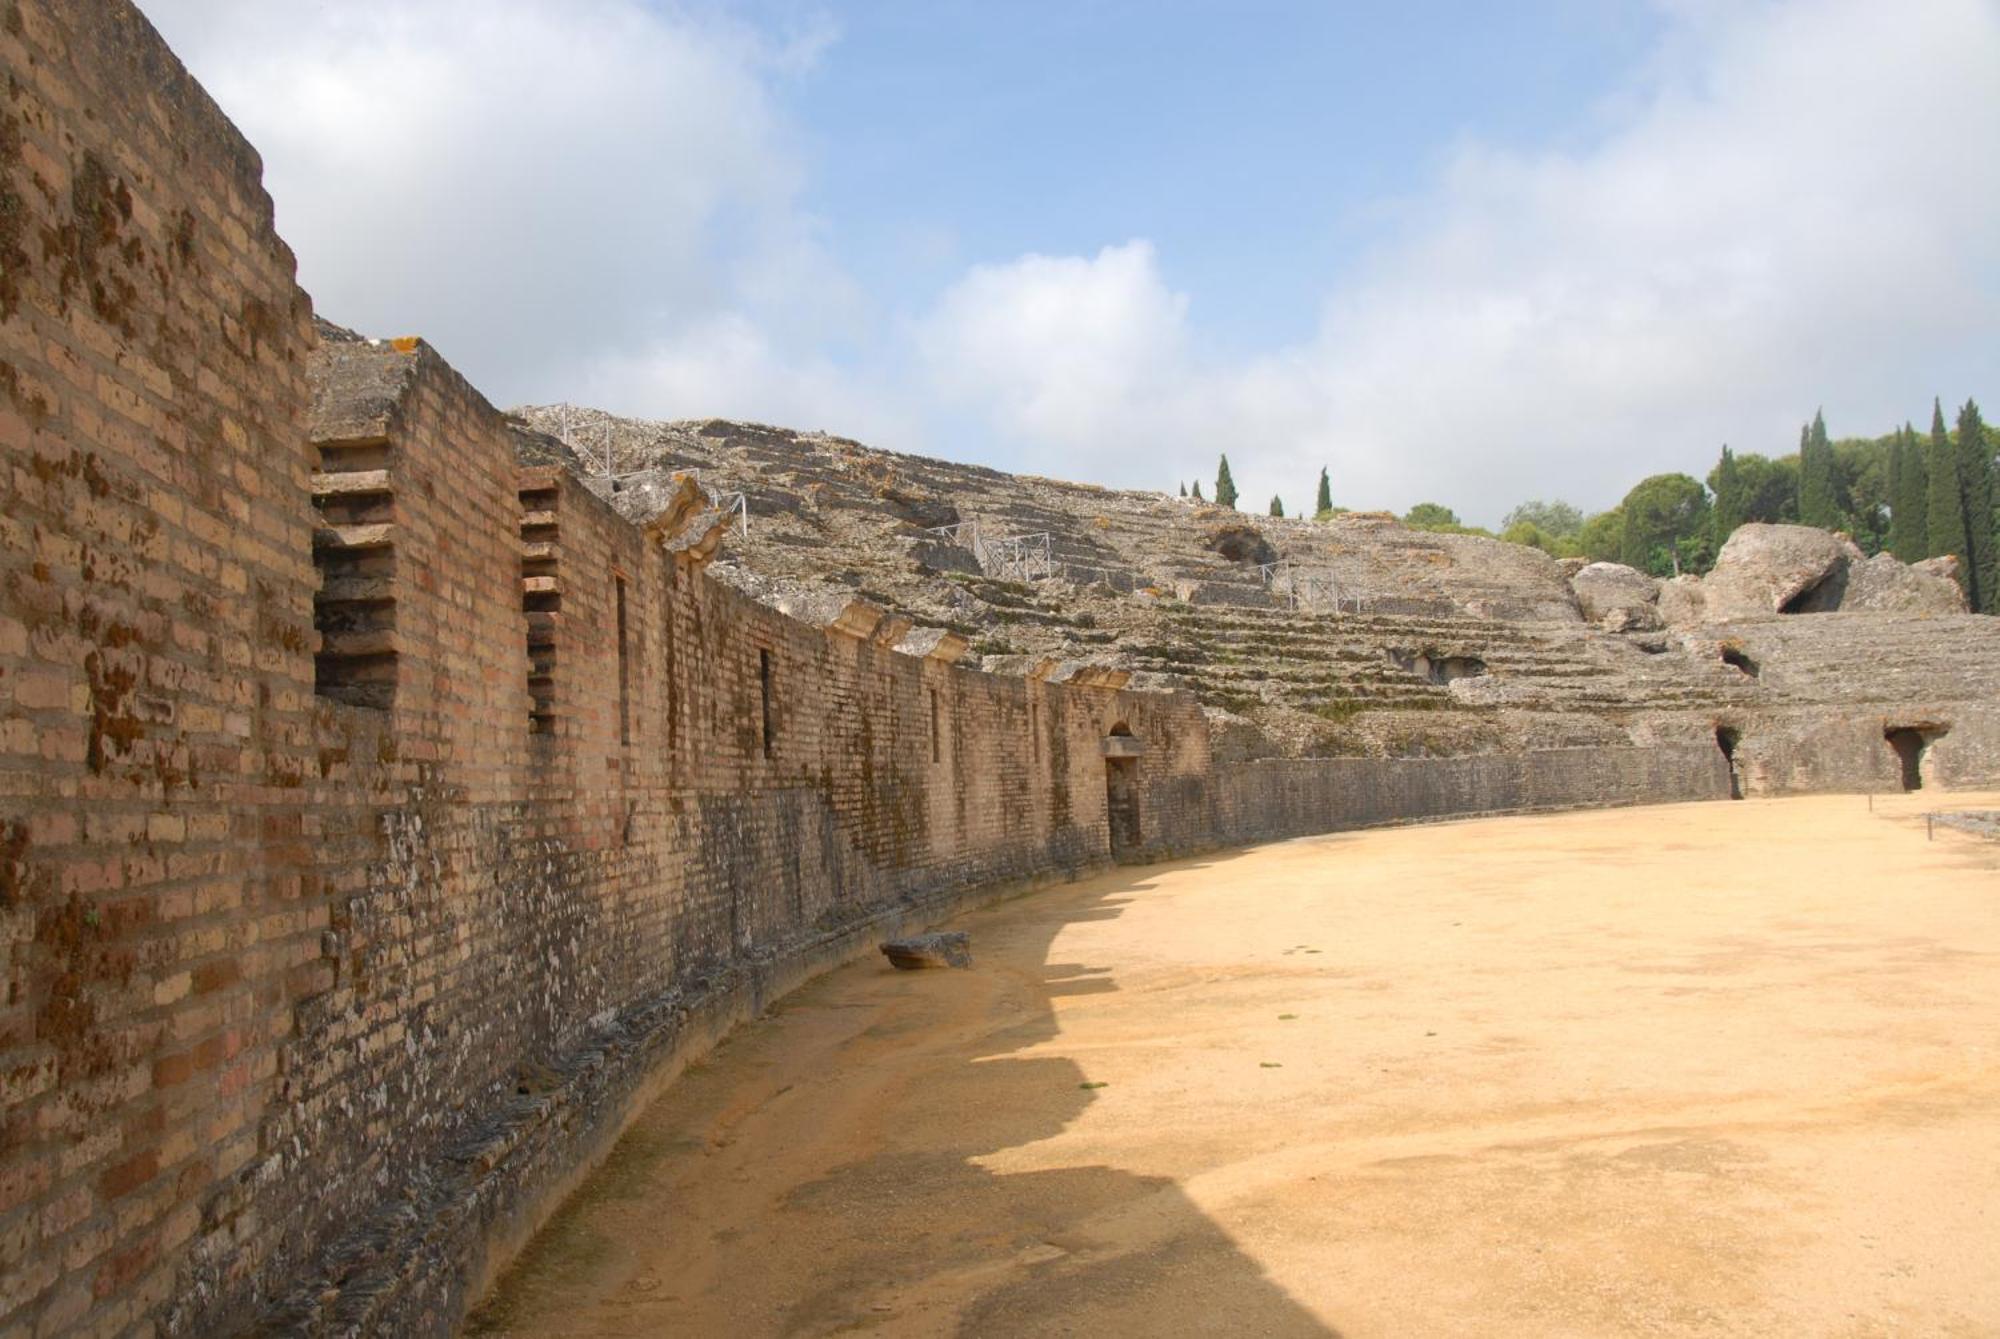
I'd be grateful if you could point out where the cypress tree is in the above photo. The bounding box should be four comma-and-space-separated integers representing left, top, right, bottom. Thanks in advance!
1886, 433, 1905, 553
1889, 423, 1928, 561
1799, 411, 1839, 528
1315, 467, 1332, 516
1178, 481, 1187, 498
1191, 480, 1204, 502
1926, 398, 1966, 569
1214, 455, 1238, 509
1710, 445, 1745, 549
1268, 496, 1284, 518
1956, 398, 1994, 613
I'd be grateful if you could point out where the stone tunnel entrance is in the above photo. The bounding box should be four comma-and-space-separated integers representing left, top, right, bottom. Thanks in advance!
1715, 726, 1745, 799
1884, 724, 1946, 792
1103, 725, 1144, 859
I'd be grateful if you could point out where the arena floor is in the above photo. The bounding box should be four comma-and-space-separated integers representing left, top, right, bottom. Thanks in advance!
470, 793, 2000, 1337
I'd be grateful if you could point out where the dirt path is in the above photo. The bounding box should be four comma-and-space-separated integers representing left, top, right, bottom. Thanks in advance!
469, 794, 2000, 1337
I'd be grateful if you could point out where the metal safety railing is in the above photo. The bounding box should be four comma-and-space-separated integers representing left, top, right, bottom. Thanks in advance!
1258, 560, 1363, 615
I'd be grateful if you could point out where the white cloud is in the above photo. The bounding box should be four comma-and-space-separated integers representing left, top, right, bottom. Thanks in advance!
142, 0, 2000, 526
140, 0, 857, 408
911, 0, 2000, 522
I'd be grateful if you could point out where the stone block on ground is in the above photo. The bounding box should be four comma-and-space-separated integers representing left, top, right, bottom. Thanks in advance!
880, 932, 973, 970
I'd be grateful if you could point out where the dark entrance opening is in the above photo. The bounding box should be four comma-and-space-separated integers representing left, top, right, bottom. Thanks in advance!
1884, 726, 1941, 791
1104, 724, 1142, 859
1720, 646, 1759, 678
1778, 562, 1848, 614
1714, 726, 1744, 799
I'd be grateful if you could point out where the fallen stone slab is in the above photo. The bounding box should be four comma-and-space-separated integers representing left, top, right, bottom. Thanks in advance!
880, 932, 972, 970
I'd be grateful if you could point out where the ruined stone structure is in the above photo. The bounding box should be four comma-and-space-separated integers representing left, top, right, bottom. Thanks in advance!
4, 5, 1999, 1336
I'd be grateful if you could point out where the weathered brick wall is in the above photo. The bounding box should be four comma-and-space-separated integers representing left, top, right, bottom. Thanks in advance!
1213, 745, 1732, 846
180, 334, 1214, 1334
0, 2, 323, 1334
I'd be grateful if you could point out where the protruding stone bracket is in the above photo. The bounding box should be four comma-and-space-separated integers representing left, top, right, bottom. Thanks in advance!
1048, 661, 1133, 691
1101, 734, 1146, 758
640, 472, 731, 569
894, 627, 969, 664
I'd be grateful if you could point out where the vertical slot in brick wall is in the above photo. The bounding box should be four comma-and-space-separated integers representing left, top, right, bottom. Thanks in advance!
615, 574, 631, 746
312, 438, 399, 708
759, 647, 775, 759
521, 481, 561, 732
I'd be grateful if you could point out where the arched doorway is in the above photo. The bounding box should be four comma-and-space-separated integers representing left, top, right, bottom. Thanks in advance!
1714, 726, 1745, 799
1884, 723, 1947, 791
1102, 724, 1144, 859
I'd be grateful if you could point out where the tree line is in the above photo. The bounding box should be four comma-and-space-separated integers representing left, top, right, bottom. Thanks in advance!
1179, 399, 1998, 611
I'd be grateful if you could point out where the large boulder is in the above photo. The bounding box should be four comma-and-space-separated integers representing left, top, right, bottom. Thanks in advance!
1699, 524, 1856, 619
1202, 522, 1278, 566
1570, 562, 1661, 629
1841, 552, 1969, 614
1656, 575, 1708, 628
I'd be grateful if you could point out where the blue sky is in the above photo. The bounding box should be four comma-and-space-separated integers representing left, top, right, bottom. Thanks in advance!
765, 1, 1664, 350
145, 0, 2000, 524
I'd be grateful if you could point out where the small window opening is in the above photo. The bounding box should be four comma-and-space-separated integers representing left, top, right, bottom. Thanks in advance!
615, 576, 630, 746
1720, 645, 1758, 677
1714, 726, 1744, 800
758, 648, 775, 759
929, 688, 942, 764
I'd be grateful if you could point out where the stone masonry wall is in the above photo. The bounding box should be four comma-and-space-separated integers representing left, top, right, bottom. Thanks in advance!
1214, 745, 1732, 847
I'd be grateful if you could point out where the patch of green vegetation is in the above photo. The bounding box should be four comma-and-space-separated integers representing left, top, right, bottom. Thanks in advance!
1079, 1081, 1109, 1090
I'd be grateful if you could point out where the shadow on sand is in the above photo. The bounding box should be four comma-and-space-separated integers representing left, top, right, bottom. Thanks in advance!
471, 854, 1337, 1336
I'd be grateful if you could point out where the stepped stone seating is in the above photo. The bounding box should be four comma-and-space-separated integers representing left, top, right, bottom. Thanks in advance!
511, 406, 2000, 759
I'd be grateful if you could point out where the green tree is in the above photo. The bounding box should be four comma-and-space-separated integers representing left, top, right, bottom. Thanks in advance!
1956, 398, 1994, 612
1619, 473, 1712, 576
1576, 508, 1624, 563
1191, 479, 1204, 502
1830, 435, 1888, 553
1501, 520, 1581, 558
1926, 398, 1964, 566
1268, 495, 1284, 518
1798, 411, 1839, 528
1500, 499, 1583, 538
1177, 480, 1187, 498
1315, 467, 1332, 517
1889, 423, 1928, 561
1709, 446, 1746, 549
1402, 502, 1460, 529
1731, 453, 1798, 523
1214, 454, 1238, 509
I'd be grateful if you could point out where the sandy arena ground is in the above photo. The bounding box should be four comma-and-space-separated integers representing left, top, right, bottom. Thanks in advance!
470, 794, 2000, 1337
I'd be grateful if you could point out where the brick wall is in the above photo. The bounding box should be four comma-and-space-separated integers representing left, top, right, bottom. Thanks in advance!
187, 333, 1215, 1334
0, 2, 320, 1334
